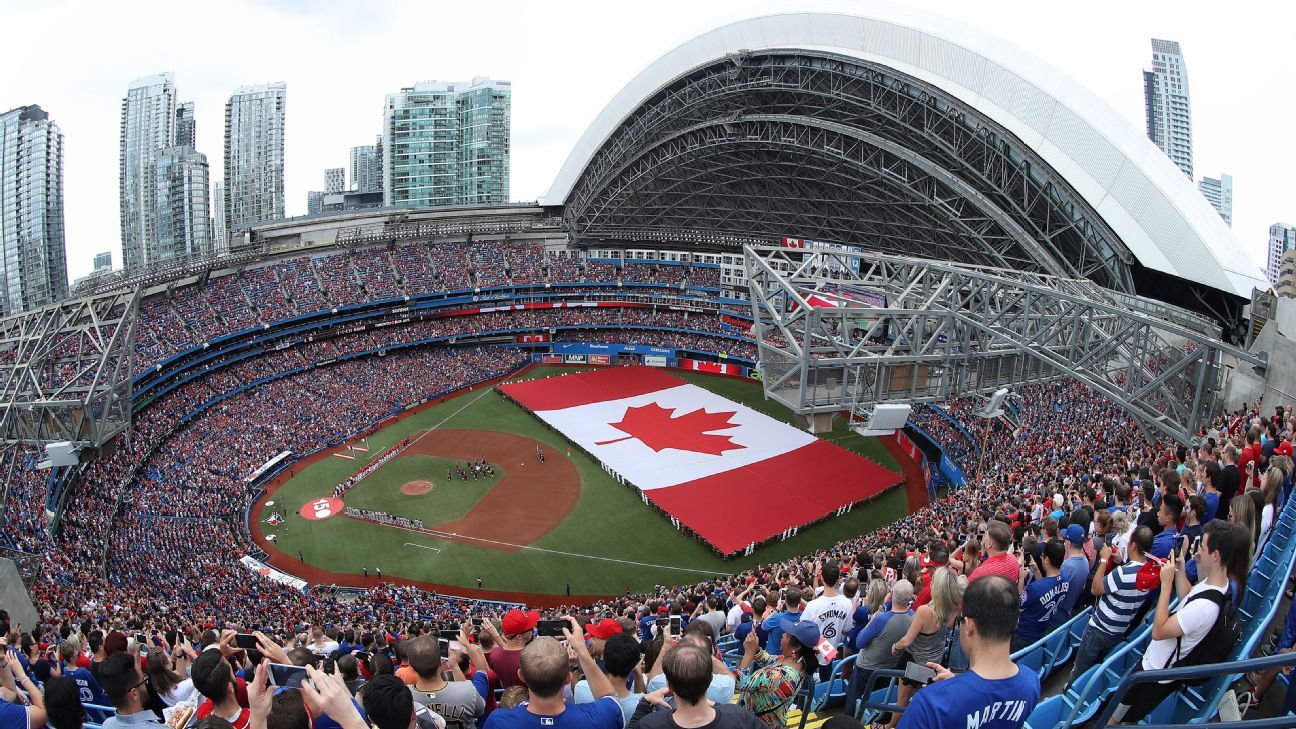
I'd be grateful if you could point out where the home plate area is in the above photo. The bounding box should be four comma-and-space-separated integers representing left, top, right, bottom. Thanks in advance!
497, 366, 901, 556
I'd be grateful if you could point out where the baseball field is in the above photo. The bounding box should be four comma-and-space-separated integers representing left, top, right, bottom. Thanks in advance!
250, 365, 918, 601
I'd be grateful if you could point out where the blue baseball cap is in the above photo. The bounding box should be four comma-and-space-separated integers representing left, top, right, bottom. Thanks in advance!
1064, 524, 1087, 546
779, 619, 821, 647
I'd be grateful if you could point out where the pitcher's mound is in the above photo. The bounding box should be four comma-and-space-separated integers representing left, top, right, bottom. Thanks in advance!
401, 480, 436, 496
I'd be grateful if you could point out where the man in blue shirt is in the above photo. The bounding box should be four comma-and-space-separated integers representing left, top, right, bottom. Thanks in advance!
483, 617, 621, 729
1150, 494, 1183, 559
1201, 462, 1222, 523
761, 587, 803, 654
898, 576, 1041, 729
1054, 525, 1092, 626
1013, 541, 1068, 653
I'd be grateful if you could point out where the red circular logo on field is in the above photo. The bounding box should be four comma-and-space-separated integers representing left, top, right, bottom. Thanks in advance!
300, 498, 343, 521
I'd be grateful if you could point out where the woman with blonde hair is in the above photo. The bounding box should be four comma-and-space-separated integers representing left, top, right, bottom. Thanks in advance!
902, 555, 922, 588
864, 579, 889, 617
1230, 493, 1260, 557
883, 568, 966, 729
1109, 510, 1132, 561
1258, 467, 1283, 550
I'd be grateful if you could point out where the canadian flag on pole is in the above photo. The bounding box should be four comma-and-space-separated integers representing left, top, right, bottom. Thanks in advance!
499, 368, 899, 554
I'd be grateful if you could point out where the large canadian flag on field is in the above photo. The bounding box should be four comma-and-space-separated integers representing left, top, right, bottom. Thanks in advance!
498, 367, 899, 554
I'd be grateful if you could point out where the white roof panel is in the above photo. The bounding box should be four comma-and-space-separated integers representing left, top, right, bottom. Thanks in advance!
542, 9, 1266, 298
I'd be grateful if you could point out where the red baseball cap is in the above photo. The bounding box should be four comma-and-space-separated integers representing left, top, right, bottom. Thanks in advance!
586, 618, 622, 640
501, 609, 540, 635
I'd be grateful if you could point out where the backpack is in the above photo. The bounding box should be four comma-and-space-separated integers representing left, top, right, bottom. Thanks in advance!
1162, 588, 1241, 685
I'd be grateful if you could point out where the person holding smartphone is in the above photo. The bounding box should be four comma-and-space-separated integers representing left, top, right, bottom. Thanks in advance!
405, 633, 487, 729
896, 576, 1040, 729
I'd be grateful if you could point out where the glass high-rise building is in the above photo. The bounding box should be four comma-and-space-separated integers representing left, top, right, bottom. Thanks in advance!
155, 147, 211, 261
1144, 39, 1193, 179
383, 77, 510, 208
1198, 173, 1232, 227
224, 82, 286, 233
1268, 223, 1296, 288
0, 105, 68, 315
93, 251, 112, 272
176, 101, 196, 148
350, 144, 380, 193
120, 73, 178, 272
212, 180, 228, 255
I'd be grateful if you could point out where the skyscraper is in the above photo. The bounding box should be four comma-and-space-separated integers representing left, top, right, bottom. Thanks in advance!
175, 101, 196, 148
155, 147, 211, 260
383, 77, 510, 208
212, 180, 227, 254
324, 167, 345, 193
1144, 39, 1193, 178
93, 251, 112, 272
1198, 174, 1232, 227
120, 73, 177, 271
224, 82, 286, 233
307, 190, 324, 215
0, 105, 68, 315
350, 144, 380, 193
1269, 223, 1296, 288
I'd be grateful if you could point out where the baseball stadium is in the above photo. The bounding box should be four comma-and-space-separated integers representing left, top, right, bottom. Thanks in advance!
4, 9, 1296, 729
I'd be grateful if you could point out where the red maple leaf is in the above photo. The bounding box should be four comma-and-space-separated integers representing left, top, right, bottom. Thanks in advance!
594, 402, 745, 455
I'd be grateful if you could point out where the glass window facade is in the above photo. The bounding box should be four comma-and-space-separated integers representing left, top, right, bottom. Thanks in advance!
224, 83, 286, 233
383, 78, 510, 208
0, 105, 68, 315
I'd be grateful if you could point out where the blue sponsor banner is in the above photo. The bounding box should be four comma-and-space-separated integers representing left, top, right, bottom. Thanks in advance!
549, 342, 677, 364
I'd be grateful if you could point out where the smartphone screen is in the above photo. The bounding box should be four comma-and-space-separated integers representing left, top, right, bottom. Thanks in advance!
267, 663, 309, 689
669, 615, 681, 633
438, 639, 450, 658
904, 661, 935, 685
438, 629, 459, 640
536, 620, 567, 638
234, 633, 259, 650
136, 634, 147, 645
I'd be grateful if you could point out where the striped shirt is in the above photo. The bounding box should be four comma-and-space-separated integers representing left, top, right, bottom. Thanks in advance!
1090, 560, 1149, 636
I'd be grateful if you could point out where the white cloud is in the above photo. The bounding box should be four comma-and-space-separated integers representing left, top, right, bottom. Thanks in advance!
4, 0, 1291, 282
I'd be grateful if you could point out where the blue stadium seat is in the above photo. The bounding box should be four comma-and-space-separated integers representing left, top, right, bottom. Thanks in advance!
809, 658, 848, 711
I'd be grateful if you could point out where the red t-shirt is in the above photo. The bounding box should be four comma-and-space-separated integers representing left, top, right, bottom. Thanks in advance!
487, 646, 524, 689
967, 553, 1019, 584
196, 702, 251, 729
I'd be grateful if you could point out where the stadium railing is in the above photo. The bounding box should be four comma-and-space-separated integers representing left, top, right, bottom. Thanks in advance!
1027, 486, 1296, 727
1088, 651, 1296, 727
851, 607, 1092, 724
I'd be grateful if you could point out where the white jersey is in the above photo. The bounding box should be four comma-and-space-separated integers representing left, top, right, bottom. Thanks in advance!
800, 593, 853, 647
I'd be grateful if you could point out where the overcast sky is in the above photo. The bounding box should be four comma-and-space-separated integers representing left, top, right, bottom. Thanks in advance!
5, 0, 1293, 282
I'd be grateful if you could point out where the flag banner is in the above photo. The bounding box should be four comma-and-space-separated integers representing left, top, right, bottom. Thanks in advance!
499, 367, 900, 555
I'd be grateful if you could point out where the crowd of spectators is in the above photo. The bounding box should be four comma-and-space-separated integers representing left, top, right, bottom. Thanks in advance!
8, 261, 1296, 726
129, 243, 725, 371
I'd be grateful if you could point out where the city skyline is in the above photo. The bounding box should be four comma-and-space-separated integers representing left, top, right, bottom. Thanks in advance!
2, 0, 1292, 283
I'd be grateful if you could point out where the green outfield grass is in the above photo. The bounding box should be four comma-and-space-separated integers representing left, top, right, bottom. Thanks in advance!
258, 366, 909, 596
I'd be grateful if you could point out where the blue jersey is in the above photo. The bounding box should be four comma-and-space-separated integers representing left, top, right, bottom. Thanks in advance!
1054, 555, 1090, 621
1017, 575, 1069, 645
761, 610, 801, 653
897, 666, 1040, 729
64, 665, 111, 707
1202, 492, 1220, 523
483, 696, 622, 729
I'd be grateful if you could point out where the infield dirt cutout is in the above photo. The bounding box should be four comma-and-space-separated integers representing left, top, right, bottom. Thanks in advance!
400, 479, 437, 496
